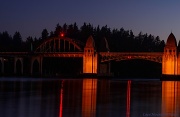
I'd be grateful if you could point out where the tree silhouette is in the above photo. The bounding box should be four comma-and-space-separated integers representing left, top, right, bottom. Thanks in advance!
25, 36, 34, 51
41, 29, 49, 40
54, 23, 62, 37
0, 31, 12, 51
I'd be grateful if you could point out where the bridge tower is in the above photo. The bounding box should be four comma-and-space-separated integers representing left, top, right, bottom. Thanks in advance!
83, 36, 98, 74
162, 33, 178, 75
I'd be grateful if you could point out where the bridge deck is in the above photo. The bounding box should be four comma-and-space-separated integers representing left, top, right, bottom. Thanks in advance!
0, 52, 163, 63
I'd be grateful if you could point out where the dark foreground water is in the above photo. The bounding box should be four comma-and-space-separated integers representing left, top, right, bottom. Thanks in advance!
0, 77, 179, 117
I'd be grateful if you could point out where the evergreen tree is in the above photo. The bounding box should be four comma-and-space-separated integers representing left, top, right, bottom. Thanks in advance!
54, 23, 62, 37
0, 31, 12, 51
25, 36, 34, 51
63, 23, 67, 33
13, 31, 22, 51
41, 29, 49, 40
49, 31, 54, 37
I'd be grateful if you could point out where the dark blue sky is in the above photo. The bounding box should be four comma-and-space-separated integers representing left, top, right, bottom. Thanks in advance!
1, 0, 180, 42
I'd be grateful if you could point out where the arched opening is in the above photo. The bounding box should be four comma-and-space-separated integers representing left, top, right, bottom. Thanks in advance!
32, 59, 39, 75
16, 59, 22, 75
111, 59, 161, 78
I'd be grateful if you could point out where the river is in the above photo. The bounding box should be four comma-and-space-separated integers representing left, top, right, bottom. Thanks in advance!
0, 77, 178, 117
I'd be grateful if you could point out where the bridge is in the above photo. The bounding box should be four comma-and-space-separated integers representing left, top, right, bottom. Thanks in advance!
0, 32, 177, 76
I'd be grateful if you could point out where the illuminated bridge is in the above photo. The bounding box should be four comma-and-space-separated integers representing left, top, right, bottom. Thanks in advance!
0, 33, 177, 76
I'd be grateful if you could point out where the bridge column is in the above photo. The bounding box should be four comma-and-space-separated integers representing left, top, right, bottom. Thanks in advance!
99, 61, 111, 75
14, 57, 23, 75
40, 57, 43, 75
0, 57, 4, 74
83, 36, 98, 74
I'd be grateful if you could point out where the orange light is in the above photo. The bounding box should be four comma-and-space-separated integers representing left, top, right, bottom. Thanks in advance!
162, 81, 177, 116
82, 79, 97, 117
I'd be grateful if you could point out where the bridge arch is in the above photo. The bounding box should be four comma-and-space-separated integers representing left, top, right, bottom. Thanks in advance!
117, 57, 161, 63
35, 37, 84, 52
111, 59, 162, 77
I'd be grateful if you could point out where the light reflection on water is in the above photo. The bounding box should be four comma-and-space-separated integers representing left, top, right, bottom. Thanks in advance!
0, 78, 180, 117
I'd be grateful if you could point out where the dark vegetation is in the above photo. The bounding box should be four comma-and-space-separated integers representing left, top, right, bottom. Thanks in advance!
0, 22, 165, 52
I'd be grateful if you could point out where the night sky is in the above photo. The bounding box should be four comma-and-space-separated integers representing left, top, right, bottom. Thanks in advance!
1, 0, 180, 42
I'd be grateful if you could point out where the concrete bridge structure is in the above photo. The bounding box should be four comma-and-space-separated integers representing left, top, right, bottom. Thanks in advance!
0, 33, 177, 76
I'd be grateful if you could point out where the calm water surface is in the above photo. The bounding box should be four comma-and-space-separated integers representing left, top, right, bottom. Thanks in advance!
0, 77, 178, 117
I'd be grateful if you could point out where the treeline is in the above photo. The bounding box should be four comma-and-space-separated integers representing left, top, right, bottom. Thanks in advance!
0, 22, 165, 52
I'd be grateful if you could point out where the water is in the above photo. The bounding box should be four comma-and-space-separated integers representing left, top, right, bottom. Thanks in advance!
0, 77, 179, 117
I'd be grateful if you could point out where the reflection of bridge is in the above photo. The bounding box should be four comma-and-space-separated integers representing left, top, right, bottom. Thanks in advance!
0, 33, 176, 76
60, 79, 178, 117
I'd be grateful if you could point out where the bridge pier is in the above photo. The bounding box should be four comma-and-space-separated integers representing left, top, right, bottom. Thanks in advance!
99, 61, 111, 76
82, 36, 113, 76
162, 33, 179, 76
0, 57, 4, 74
83, 36, 98, 74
